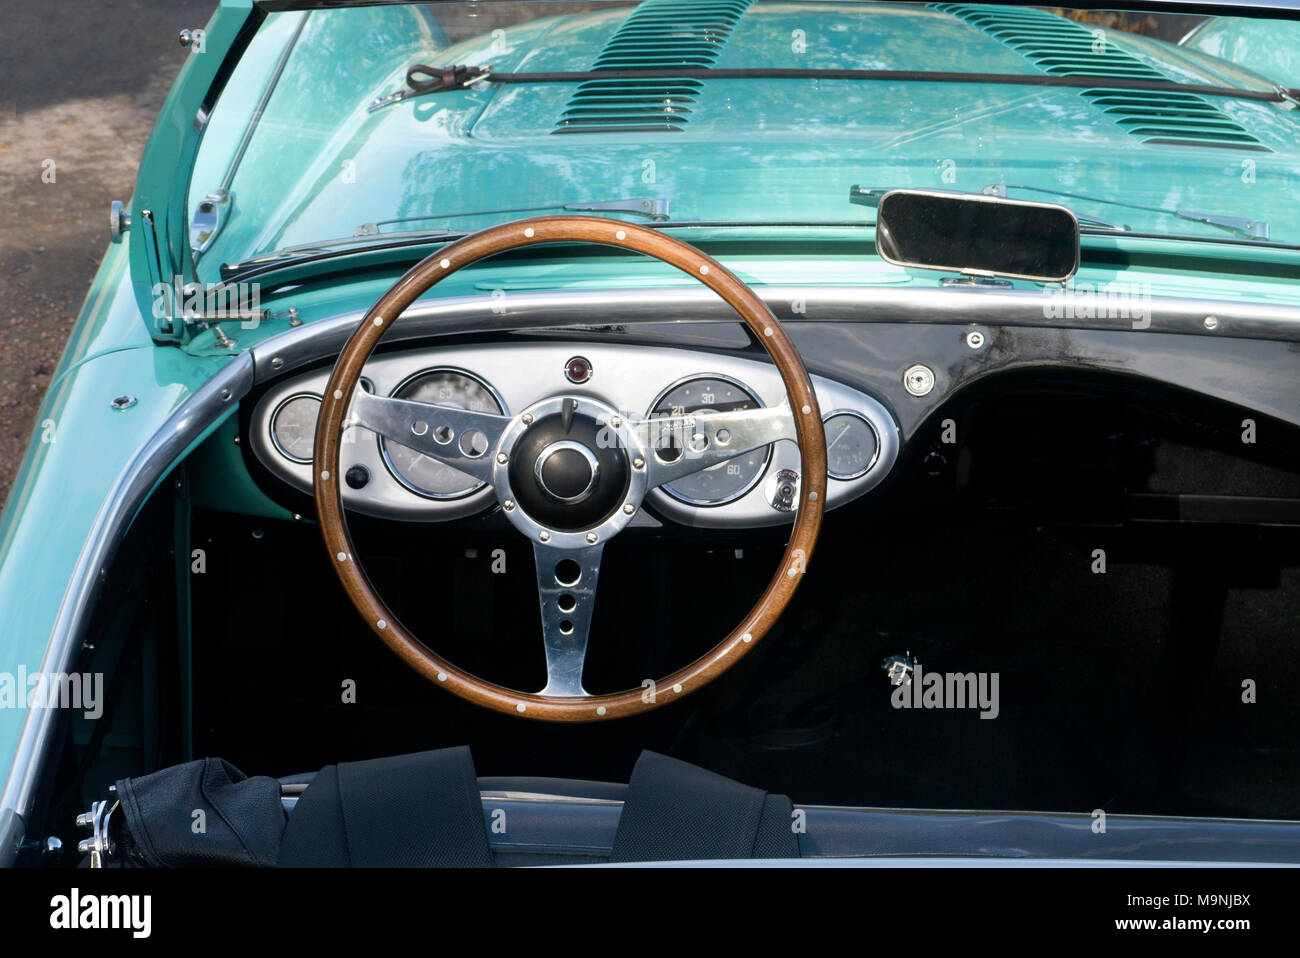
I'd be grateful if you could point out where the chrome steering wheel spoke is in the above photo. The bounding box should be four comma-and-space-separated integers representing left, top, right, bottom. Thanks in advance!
532, 540, 604, 697
348, 390, 510, 483
630, 403, 796, 489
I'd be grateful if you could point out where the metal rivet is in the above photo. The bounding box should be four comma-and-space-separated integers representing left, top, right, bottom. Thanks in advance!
516, 703, 526, 712
292, 513, 302, 521
633, 457, 645, 469
522, 413, 534, 425
611, 416, 622, 428
801, 404, 812, 415
742, 632, 752, 643
503, 499, 515, 511
524, 227, 535, 237
376, 619, 387, 630
334, 389, 343, 400
615, 230, 626, 240
623, 503, 635, 515
597, 705, 607, 715
440, 258, 450, 268
764, 327, 773, 337
1204, 315, 1219, 330
109, 395, 137, 411
586, 532, 598, 544
321, 470, 330, 480
966, 330, 985, 349
374, 316, 384, 327
437, 672, 447, 682
809, 491, 819, 501
787, 567, 798, 577
497, 453, 509, 464
539, 531, 550, 542
336, 552, 347, 561
271, 356, 285, 370
673, 683, 682, 693
699, 265, 709, 275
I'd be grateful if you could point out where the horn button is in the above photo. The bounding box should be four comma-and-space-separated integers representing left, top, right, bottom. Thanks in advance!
508, 409, 630, 531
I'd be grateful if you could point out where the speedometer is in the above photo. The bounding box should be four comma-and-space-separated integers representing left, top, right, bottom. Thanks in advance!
380, 368, 505, 499
647, 375, 770, 506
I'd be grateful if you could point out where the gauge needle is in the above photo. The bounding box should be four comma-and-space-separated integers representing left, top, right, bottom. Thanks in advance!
828, 426, 850, 451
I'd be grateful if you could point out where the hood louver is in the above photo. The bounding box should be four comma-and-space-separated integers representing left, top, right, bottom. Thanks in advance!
933, 3, 1270, 152
554, 0, 754, 134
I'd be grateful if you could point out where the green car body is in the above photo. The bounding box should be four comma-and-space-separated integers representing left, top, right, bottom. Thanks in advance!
2, 0, 1299, 847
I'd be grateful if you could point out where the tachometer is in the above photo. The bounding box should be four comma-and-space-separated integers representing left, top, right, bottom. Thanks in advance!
380, 369, 505, 499
648, 375, 770, 505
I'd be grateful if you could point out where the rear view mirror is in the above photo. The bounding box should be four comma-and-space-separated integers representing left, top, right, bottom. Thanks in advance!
875, 189, 1079, 283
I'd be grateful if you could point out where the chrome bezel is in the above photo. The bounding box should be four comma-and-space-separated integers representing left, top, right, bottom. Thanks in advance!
379, 366, 508, 501
645, 372, 773, 507
269, 392, 323, 463
822, 409, 882, 481
492, 395, 649, 551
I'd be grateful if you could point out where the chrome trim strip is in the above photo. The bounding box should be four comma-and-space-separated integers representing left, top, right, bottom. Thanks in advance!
251, 284, 1300, 383
0, 355, 255, 862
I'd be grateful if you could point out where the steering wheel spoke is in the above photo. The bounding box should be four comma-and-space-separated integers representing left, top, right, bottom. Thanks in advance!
532, 541, 603, 698
632, 404, 796, 489
348, 390, 509, 483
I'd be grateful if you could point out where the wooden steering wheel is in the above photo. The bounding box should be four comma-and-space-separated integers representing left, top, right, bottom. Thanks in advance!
313, 216, 827, 721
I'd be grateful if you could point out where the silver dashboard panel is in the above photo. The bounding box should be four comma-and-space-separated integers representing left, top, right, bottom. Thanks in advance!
248, 343, 899, 528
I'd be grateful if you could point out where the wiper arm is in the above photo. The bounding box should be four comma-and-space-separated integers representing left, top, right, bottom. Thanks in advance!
983, 183, 1269, 241
352, 198, 670, 235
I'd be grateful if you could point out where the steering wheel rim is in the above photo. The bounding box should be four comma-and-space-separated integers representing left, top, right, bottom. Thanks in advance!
313, 215, 826, 721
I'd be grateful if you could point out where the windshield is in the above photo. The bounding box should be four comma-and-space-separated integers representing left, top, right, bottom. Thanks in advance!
189, 0, 1300, 279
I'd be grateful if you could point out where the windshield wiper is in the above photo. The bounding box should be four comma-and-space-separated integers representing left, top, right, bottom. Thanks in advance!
221, 228, 470, 281
352, 198, 669, 235
982, 183, 1269, 241
848, 184, 1268, 241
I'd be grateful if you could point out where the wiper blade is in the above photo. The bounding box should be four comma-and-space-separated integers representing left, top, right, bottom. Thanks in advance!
221, 228, 469, 279
352, 198, 670, 235
983, 183, 1269, 241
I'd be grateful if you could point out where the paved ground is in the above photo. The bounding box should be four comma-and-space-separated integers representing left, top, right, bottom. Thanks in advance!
0, 0, 215, 507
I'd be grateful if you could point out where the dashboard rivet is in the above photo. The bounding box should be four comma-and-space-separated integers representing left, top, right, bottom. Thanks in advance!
966, 330, 985, 349
903, 363, 935, 397
503, 499, 515, 511
633, 457, 645, 470
586, 532, 598, 544
623, 503, 635, 515
497, 453, 509, 465
1204, 315, 1219, 330
110, 394, 137, 411
270, 357, 284, 370
538, 531, 550, 542
522, 413, 534, 425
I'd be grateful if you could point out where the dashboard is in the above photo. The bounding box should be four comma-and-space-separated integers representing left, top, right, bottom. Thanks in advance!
248, 343, 900, 528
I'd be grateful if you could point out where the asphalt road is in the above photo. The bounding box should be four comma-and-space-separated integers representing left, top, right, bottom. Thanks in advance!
0, 0, 216, 507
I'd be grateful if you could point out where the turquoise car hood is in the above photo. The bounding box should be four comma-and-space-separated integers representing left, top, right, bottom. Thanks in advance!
194, 1, 1300, 275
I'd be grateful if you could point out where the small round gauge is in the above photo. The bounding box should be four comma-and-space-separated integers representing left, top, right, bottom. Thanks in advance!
381, 368, 505, 499
823, 411, 880, 480
270, 394, 322, 463
648, 375, 770, 505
